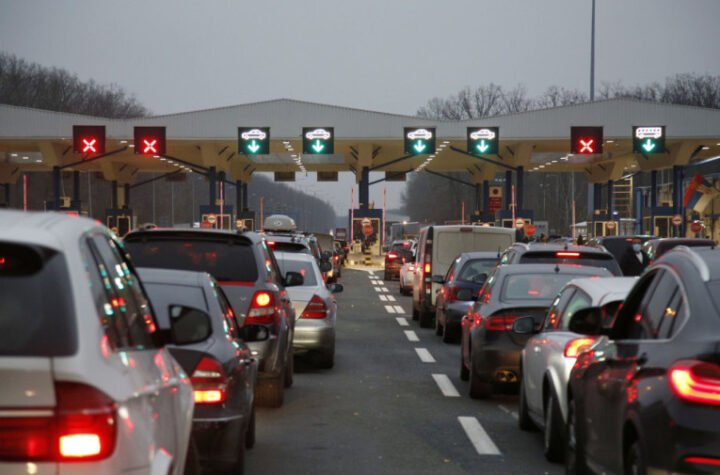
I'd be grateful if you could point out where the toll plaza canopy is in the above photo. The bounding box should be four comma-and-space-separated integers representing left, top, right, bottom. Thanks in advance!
1, 97, 720, 187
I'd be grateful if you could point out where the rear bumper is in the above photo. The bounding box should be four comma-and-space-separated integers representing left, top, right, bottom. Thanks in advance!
293, 322, 335, 354
193, 416, 248, 465
472, 343, 522, 384
247, 334, 281, 376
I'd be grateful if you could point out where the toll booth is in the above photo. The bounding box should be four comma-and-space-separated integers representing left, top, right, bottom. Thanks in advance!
642, 207, 674, 237
199, 204, 235, 230
106, 209, 135, 237
44, 196, 82, 213
471, 212, 496, 226
350, 208, 383, 256
495, 209, 534, 229
236, 210, 256, 231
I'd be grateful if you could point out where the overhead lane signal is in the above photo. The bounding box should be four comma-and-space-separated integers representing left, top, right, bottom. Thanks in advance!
239, 127, 270, 155
73, 125, 106, 155
134, 126, 166, 155
467, 127, 499, 155
404, 127, 436, 155
633, 126, 666, 154
570, 126, 603, 154
303, 127, 334, 155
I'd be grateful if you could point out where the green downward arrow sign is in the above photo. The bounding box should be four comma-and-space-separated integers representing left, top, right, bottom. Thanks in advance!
642, 139, 656, 152
248, 140, 261, 153
413, 140, 427, 153
477, 140, 490, 153
312, 139, 325, 153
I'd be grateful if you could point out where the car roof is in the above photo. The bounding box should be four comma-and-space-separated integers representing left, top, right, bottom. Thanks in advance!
0, 209, 104, 251
424, 224, 515, 235
564, 276, 637, 305
511, 243, 611, 254
137, 267, 213, 287
657, 246, 720, 282
458, 251, 500, 259
648, 237, 714, 246
496, 263, 613, 276
273, 251, 315, 263
125, 227, 259, 244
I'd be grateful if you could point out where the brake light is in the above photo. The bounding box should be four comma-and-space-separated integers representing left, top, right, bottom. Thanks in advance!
334, 255, 339, 263
0, 382, 117, 462
191, 356, 227, 404
387, 252, 398, 260
247, 291, 276, 325
408, 265, 415, 272
267, 241, 276, 248
684, 456, 720, 468
424, 263, 431, 274
485, 315, 520, 331
301, 295, 329, 319
669, 360, 720, 406
556, 252, 580, 258
564, 337, 596, 358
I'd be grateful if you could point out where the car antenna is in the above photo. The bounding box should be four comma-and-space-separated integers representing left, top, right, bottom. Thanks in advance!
554, 264, 560, 273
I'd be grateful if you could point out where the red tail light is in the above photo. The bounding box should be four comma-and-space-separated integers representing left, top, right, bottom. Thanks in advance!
0, 382, 117, 462
191, 356, 228, 404
301, 295, 329, 319
247, 290, 276, 325
556, 252, 580, 258
424, 263, 431, 274
333, 255, 339, 263
485, 315, 520, 331
408, 265, 415, 272
669, 360, 720, 406
564, 337, 596, 358
267, 241, 276, 248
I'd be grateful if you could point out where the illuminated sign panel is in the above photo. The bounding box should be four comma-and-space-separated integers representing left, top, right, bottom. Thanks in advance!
570, 126, 603, 154
134, 126, 166, 155
238, 127, 270, 155
633, 126, 666, 154
467, 127, 499, 155
302, 127, 334, 154
73, 125, 106, 155
404, 127, 436, 155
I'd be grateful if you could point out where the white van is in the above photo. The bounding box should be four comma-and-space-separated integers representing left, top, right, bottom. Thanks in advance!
412, 225, 515, 327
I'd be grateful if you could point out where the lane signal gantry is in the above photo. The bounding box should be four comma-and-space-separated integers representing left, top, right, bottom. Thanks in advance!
570, 126, 603, 155
633, 125, 666, 154
73, 125, 106, 155
404, 127, 436, 155
238, 127, 270, 155
134, 126, 167, 155
467, 127, 499, 156
302, 127, 334, 155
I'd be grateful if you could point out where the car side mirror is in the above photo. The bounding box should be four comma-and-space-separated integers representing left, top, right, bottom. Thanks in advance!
237, 324, 270, 342
284, 271, 305, 287
568, 306, 604, 335
327, 283, 344, 293
512, 316, 537, 334
431, 275, 444, 284
168, 305, 212, 345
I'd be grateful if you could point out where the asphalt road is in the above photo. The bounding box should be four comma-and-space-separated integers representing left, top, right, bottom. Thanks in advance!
245, 268, 562, 475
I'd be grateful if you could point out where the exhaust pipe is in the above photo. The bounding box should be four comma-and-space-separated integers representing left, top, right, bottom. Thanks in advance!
495, 370, 518, 383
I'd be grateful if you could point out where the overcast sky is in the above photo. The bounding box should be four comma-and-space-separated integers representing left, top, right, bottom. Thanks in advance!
2, 0, 719, 215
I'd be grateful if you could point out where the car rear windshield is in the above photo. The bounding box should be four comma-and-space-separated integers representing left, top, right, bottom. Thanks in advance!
457, 258, 497, 283
501, 273, 581, 301
125, 238, 258, 282
275, 259, 318, 286
142, 283, 207, 331
0, 243, 77, 356
519, 252, 621, 275
270, 242, 311, 254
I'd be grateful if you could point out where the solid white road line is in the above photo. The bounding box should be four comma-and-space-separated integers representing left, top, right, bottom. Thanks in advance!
393, 305, 405, 314
498, 405, 519, 420
404, 330, 419, 342
396, 317, 409, 327
379, 295, 388, 302
415, 348, 436, 363
431, 374, 460, 397
458, 416, 502, 456
384, 305, 397, 314
385, 295, 396, 302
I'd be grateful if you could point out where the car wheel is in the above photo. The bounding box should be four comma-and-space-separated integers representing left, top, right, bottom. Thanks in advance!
544, 389, 565, 462
284, 350, 294, 388
384, 271, 391, 281
183, 434, 201, 475
565, 398, 587, 475
434, 310, 443, 336
460, 352, 469, 381
412, 307, 419, 321
441, 321, 456, 344
245, 406, 256, 449
469, 356, 492, 399
419, 308, 433, 328
256, 375, 284, 408
518, 375, 536, 431
624, 439, 646, 475
316, 348, 335, 369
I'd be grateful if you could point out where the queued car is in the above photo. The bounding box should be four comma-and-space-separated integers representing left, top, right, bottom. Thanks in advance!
124, 228, 304, 408
275, 252, 343, 368
460, 264, 613, 399
434, 252, 499, 343
262, 215, 333, 281
514, 276, 636, 462
383, 240, 415, 281
642, 237, 714, 264
399, 260, 417, 296
0, 211, 197, 474
139, 268, 264, 473
501, 242, 623, 276
565, 246, 720, 475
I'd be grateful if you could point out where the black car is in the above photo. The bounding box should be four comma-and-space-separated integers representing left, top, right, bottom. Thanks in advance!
460, 264, 613, 399
124, 228, 303, 408
139, 268, 264, 473
501, 242, 623, 276
434, 251, 498, 343
566, 246, 720, 475
384, 240, 415, 280
642, 237, 714, 264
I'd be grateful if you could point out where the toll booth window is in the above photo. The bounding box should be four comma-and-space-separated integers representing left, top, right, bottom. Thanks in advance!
0, 243, 77, 356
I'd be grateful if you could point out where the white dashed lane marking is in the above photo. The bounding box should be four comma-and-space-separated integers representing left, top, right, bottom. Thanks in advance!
384, 305, 397, 314
431, 374, 460, 397
498, 405, 519, 420
385, 295, 396, 302
381, 287, 389, 292
458, 416, 502, 455
415, 348, 436, 363
374, 287, 382, 292
379, 295, 388, 302
404, 330, 419, 342
396, 317, 409, 327
393, 305, 405, 314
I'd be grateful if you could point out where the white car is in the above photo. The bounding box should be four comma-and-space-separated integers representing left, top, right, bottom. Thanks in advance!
0, 210, 198, 475
399, 261, 416, 295
274, 252, 343, 368
514, 276, 636, 462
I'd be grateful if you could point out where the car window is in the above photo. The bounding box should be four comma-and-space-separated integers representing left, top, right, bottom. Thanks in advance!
544, 287, 576, 330
445, 258, 459, 282
275, 258, 319, 286
260, 241, 282, 285
142, 282, 207, 329
501, 273, 579, 301
640, 271, 682, 339
517, 252, 622, 275
215, 284, 241, 341
0, 242, 77, 356
560, 289, 592, 329
457, 258, 497, 284
610, 270, 659, 340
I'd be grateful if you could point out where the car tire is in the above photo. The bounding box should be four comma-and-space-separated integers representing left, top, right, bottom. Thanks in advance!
565, 398, 587, 475
256, 376, 284, 408
460, 352, 469, 381
245, 407, 256, 450
469, 357, 492, 399
183, 434, 201, 475
412, 307, 419, 321
284, 351, 294, 388
434, 310, 443, 336
624, 439, 646, 475
544, 389, 565, 462
316, 348, 335, 369
384, 271, 391, 281
419, 308, 433, 328
441, 322, 456, 344
518, 375, 536, 431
